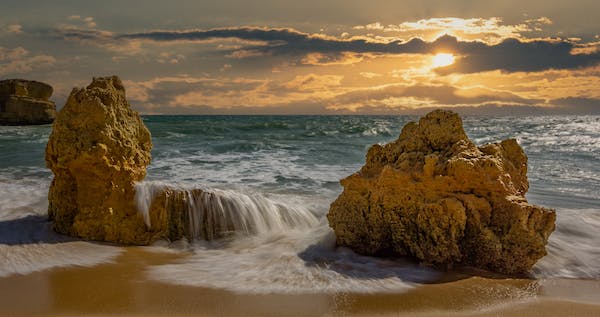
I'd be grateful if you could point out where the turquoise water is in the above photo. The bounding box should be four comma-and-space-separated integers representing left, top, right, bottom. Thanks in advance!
1, 115, 599, 293
143, 115, 600, 208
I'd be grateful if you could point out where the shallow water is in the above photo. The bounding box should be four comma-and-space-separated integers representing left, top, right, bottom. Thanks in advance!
0, 115, 598, 293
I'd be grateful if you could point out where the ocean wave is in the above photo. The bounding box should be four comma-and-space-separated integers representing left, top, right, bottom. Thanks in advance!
0, 214, 123, 278
0, 172, 49, 221
236, 121, 290, 131
146, 225, 441, 294
145, 149, 357, 197
0, 241, 122, 278
465, 116, 600, 154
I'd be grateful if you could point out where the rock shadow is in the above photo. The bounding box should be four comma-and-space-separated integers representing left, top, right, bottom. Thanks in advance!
0, 215, 76, 245
296, 233, 523, 285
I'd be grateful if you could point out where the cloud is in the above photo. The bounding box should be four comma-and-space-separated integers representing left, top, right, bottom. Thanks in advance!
435, 36, 600, 73
114, 73, 600, 115
360, 72, 382, 79
123, 74, 337, 113
67, 15, 97, 28
436, 66, 600, 102
0, 46, 56, 76
353, 17, 553, 43
156, 52, 185, 64
120, 73, 548, 115
572, 40, 600, 55
14, 18, 598, 115
131, 100, 560, 116
279, 73, 343, 91
300, 52, 366, 65
57, 27, 145, 54
122, 76, 270, 109
219, 63, 232, 72
225, 49, 268, 59
6, 24, 22, 34
324, 83, 542, 111
551, 97, 600, 114
58, 25, 600, 73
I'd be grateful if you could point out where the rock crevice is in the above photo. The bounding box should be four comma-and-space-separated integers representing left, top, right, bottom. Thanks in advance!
327, 110, 556, 274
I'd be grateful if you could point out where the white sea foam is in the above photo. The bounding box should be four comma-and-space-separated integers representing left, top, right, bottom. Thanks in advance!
0, 173, 49, 221
0, 242, 122, 277
534, 208, 600, 279
0, 212, 123, 278
147, 224, 441, 294
145, 149, 357, 197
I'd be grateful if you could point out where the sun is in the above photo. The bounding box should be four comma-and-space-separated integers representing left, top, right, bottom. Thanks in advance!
432, 53, 455, 68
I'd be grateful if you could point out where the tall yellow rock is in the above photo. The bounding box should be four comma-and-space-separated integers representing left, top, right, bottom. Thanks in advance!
327, 110, 556, 275
45, 76, 156, 244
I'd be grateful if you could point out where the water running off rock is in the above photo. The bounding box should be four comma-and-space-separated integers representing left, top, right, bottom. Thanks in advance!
135, 181, 319, 241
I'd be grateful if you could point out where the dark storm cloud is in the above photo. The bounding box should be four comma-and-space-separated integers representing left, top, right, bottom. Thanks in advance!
117, 27, 410, 53
104, 28, 600, 73
437, 38, 600, 74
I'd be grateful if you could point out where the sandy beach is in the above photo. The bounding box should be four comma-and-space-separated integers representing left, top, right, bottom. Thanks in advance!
1, 247, 598, 317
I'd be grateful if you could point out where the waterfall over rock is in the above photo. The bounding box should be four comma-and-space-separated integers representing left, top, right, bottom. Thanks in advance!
135, 182, 319, 241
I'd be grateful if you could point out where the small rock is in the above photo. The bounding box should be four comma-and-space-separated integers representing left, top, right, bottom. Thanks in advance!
0, 79, 56, 125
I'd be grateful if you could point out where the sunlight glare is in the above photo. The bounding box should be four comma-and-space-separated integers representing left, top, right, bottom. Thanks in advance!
432, 53, 455, 68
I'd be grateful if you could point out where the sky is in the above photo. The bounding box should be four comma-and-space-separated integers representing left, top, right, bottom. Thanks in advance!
1, 0, 599, 114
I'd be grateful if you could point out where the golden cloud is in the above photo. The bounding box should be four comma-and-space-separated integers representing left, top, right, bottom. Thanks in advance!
353, 17, 553, 43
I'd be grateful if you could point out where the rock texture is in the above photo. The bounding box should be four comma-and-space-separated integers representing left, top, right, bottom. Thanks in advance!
327, 110, 556, 275
0, 79, 56, 125
45, 76, 159, 244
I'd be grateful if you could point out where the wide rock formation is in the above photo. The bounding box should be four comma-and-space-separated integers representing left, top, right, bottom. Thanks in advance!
45, 76, 160, 244
327, 110, 556, 275
0, 79, 56, 125
134, 183, 320, 243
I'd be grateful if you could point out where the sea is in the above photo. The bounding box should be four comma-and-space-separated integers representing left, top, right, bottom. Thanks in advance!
1, 115, 599, 294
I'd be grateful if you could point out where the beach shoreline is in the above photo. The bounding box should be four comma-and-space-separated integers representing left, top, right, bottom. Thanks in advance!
1, 115, 598, 316
1, 247, 598, 317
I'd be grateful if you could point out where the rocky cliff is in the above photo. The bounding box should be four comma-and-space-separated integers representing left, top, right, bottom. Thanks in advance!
0, 79, 56, 125
327, 110, 556, 275
45, 76, 159, 244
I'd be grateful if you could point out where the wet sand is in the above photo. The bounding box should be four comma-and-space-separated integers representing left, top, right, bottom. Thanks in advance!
0, 247, 598, 317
